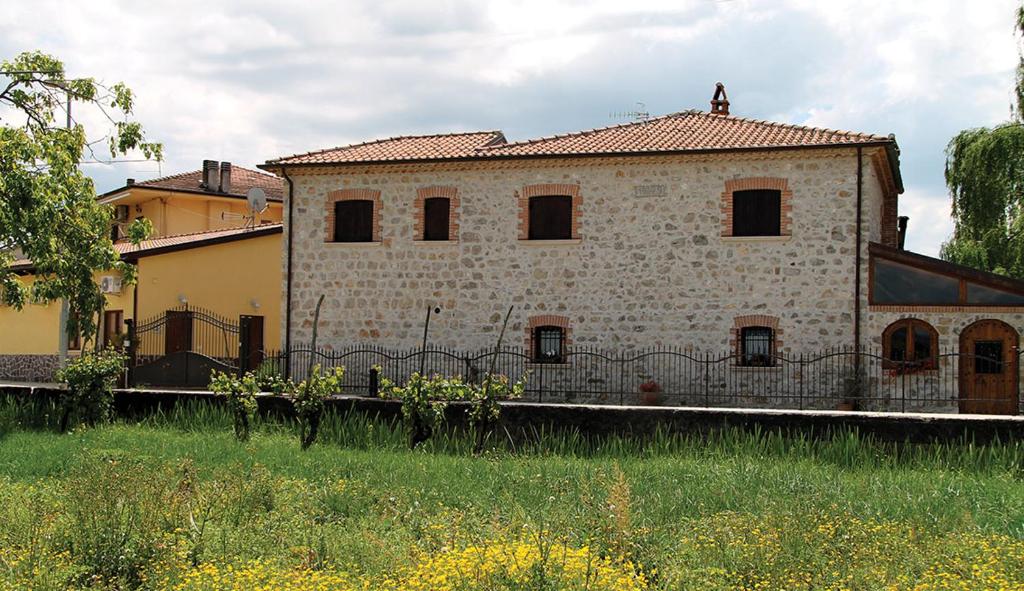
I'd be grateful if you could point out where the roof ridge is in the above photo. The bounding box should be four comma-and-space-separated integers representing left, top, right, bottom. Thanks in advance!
267, 130, 503, 164
481, 111, 694, 151
701, 110, 888, 141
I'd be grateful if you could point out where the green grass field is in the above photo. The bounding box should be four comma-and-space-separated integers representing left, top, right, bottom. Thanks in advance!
0, 398, 1023, 590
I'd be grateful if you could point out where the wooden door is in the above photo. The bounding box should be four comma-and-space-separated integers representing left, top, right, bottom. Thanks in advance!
959, 320, 1019, 415
239, 315, 264, 371
165, 310, 193, 355
103, 310, 124, 349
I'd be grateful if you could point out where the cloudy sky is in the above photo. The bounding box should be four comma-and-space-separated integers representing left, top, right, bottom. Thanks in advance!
2, 0, 1020, 255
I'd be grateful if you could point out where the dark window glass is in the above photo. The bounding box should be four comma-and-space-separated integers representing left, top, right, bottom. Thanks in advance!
966, 283, 1024, 305
974, 341, 1004, 374
871, 259, 962, 305
732, 190, 781, 236
883, 319, 937, 368
533, 326, 564, 363
889, 326, 908, 362
740, 327, 774, 367
423, 197, 450, 241
528, 196, 573, 240
333, 200, 374, 242
912, 325, 933, 362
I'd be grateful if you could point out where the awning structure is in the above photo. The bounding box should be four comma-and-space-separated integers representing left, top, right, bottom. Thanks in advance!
869, 242, 1024, 307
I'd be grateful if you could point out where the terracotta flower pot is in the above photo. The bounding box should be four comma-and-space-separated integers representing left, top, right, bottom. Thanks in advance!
836, 400, 856, 411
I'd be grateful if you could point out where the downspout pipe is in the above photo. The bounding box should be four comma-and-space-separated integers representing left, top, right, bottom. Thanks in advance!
282, 167, 295, 379
854, 147, 863, 359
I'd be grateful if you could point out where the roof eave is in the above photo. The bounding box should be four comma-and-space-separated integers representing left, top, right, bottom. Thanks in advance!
261, 140, 896, 171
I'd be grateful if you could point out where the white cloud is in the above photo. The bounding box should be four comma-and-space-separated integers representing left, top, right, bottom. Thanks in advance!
1, 0, 1020, 256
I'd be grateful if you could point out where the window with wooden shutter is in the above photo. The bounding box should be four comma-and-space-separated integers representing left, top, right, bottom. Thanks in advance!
423, 197, 450, 241
528, 195, 573, 240
333, 200, 374, 242
732, 189, 781, 236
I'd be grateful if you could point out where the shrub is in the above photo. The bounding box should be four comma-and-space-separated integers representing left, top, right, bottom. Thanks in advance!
377, 369, 525, 450
292, 364, 343, 450
59, 456, 176, 588
209, 371, 259, 441
55, 348, 126, 431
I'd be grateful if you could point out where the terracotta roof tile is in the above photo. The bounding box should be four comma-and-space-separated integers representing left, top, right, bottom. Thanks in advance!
128, 166, 285, 201
267, 131, 506, 165
265, 111, 892, 167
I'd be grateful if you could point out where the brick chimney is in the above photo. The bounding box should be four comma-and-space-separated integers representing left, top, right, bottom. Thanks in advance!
219, 162, 232, 194
202, 160, 218, 190
710, 82, 730, 116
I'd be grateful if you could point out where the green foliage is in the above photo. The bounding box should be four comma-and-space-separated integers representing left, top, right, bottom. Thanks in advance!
1, 416, 1024, 590
292, 365, 343, 449
59, 456, 177, 588
377, 368, 525, 449
942, 8, 1024, 277
208, 371, 259, 442
0, 50, 160, 341
55, 348, 126, 430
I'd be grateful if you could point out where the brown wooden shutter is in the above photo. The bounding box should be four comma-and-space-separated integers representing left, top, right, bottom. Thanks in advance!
528, 195, 573, 240
334, 200, 374, 242
423, 197, 450, 241
732, 190, 781, 236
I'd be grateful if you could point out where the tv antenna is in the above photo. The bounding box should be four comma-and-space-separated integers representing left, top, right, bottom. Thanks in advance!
610, 102, 650, 123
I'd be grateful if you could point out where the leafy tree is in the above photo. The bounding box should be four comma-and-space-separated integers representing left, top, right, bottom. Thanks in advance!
0, 51, 160, 343
942, 6, 1024, 277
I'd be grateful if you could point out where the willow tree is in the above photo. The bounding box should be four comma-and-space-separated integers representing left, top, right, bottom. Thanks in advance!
942, 6, 1024, 278
0, 51, 160, 343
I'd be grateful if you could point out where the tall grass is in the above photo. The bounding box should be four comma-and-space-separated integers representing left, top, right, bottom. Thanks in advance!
2, 394, 1022, 475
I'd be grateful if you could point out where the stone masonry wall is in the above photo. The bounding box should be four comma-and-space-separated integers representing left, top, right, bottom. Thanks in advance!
0, 355, 60, 383
286, 149, 883, 356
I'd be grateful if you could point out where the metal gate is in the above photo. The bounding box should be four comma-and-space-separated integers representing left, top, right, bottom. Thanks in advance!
127, 305, 262, 388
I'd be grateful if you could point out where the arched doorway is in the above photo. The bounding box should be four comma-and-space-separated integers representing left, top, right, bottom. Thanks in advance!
959, 320, 1020, 415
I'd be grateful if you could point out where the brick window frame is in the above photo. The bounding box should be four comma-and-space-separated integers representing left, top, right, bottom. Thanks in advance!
325, 188, 382, 243
730, 315, 783, 365
517, 183, 582, 241
414, 186, 460, 241
526, 314, 572, 362
721, 178, 793, 238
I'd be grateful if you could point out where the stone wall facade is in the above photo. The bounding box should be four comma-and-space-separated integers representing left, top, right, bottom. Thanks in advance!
0, 355, 60, 383
284, 148, 888, 356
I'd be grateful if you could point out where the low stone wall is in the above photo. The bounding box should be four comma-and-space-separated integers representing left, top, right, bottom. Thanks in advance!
1, 385, 1020, 445
0, 355, 59, 382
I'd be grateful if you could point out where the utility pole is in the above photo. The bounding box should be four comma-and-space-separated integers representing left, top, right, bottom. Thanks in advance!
57, 92, 71, 366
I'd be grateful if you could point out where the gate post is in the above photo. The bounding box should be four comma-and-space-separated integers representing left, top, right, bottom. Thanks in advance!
239, 316, 252, 375
125, 319, 136, 387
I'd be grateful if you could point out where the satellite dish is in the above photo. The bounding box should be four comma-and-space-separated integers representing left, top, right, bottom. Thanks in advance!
246, 188, 268, 214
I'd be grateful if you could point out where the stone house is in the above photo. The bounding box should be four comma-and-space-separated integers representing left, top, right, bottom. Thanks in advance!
261, 87, 1024, 414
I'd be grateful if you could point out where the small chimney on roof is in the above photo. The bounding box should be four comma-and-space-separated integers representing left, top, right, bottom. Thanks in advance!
126, 178, 135, 186
710, 82, 730, 116
219, 162, 232, 194
897, 216, 909, 250
202, 160, 218, 190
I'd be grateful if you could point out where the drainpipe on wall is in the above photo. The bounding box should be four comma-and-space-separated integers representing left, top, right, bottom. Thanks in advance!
854, 147, 864, 359
282, 167, 295, 379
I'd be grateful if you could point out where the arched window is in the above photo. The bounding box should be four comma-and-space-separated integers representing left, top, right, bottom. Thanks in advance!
739, 326, 775, 367
422, 197, 451, 240
732, 190, 781, 236
533, 325, 565, 363
528, 195, 573, 240
882, 318, 938, 368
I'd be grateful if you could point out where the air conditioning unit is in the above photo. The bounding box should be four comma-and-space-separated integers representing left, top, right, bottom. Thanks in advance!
114, 205, 130, 222
99, 275, 123, 294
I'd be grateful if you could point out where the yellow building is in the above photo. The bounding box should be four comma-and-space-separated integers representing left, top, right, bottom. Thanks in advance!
0, 161, 284, 385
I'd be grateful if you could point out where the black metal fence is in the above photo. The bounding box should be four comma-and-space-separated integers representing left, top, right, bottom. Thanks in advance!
255, 344, 1023, 414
